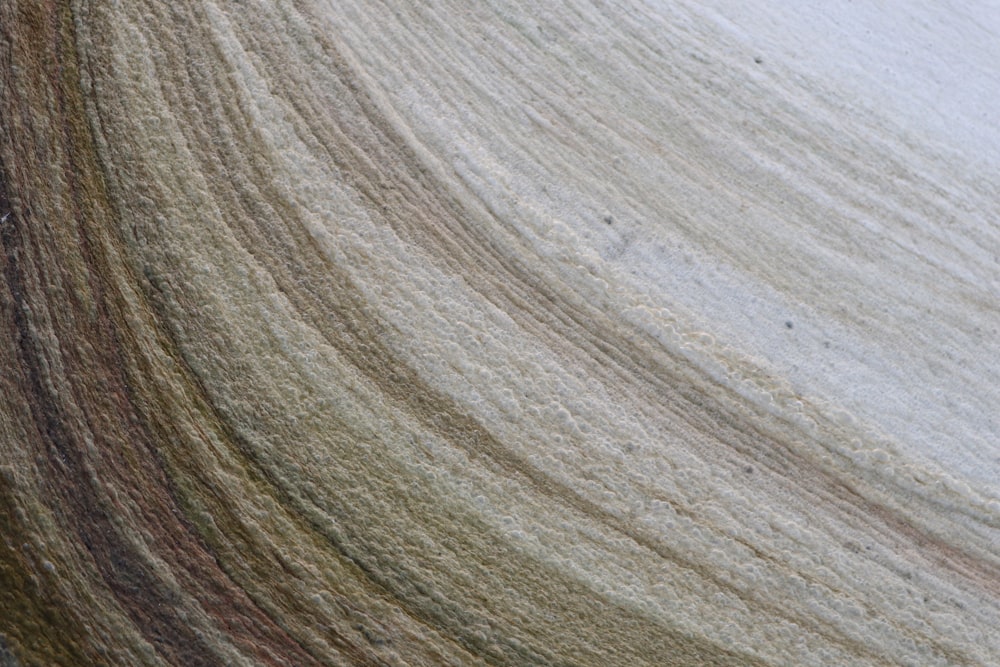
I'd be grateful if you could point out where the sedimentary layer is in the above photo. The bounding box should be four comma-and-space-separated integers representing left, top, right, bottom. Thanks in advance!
2, 2, 999, 665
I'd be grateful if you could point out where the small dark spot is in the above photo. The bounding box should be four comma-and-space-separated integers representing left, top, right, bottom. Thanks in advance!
784, 321, 793, 329
845, 541, 863, 554
603, 215, 614, 225
823, 341, 831, 348
743, 465, 753, 474
754, 56, 763, 64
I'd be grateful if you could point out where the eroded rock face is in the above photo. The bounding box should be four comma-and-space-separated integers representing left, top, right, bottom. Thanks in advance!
2, 2, 999, 665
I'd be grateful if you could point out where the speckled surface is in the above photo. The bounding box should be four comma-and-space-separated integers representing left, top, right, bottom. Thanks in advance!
2, 2, 1000, 665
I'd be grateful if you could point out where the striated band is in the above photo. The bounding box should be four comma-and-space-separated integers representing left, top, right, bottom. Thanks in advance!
2, 2, 999, 666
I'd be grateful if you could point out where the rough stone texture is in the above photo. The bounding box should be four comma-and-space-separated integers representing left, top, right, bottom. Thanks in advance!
2, 2, 999, 665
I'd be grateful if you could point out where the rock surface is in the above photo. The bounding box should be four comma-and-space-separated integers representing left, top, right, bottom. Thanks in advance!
2, 2, 999, 665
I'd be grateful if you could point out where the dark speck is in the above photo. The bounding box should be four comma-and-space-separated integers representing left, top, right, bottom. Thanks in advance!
744, 465, 754, 474
603, 215, 614, 225
785, 321, 793, 329
754, 56, 763, 64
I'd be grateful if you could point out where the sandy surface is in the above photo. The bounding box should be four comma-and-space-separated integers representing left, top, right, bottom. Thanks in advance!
2, 2, 999, 665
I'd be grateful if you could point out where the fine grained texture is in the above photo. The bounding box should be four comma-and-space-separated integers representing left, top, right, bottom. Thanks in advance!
2, 1, 999, 665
